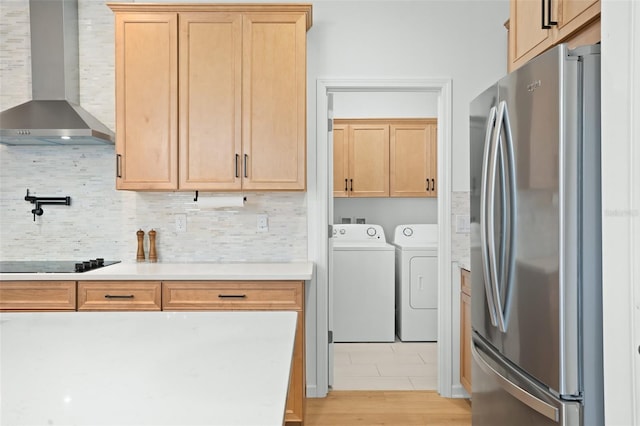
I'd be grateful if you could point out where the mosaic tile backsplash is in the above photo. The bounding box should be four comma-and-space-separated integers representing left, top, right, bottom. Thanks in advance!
0, 145, 308, 262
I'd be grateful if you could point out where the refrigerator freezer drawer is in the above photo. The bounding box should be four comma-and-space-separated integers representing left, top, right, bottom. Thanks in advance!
472, 335, 581, 426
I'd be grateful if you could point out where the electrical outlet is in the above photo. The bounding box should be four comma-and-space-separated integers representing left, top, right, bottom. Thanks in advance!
355, 217, 366, 224
257, 214, 269, 232
175, 213, 187, 232
456, 214, 470, 233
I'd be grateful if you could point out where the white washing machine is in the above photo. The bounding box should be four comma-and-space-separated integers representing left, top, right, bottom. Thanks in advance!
332, 224, 395, 342
392, 224, 438, 341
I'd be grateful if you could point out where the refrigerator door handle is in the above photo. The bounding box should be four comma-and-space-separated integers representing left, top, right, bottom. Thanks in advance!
472, 340, 559, 422
499, 100, 517, 330
480, 105, 499, 327
491, 101, 517, 333
486, 105, 504, 331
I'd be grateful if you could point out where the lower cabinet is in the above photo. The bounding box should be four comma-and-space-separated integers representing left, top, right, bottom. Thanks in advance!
162, 280, 305, 425
460, 268, 472, 395
0, 281, 76, 311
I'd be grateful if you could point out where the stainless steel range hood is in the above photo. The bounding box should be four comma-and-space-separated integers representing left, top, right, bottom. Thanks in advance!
0, 0, 115, 146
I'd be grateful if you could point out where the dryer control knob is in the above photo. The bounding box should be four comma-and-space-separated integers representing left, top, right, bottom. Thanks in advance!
403, 227, 413, 237
366, 227, 377, 237
339, 228, 346, 235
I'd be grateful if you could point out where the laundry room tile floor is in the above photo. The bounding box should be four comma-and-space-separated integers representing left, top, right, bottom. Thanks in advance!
332, 340, 438, 390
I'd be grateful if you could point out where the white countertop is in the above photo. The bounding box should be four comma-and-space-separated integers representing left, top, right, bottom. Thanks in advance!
458, 260, 471, 272
1, 310, 297, 426
0, 261, 314, 281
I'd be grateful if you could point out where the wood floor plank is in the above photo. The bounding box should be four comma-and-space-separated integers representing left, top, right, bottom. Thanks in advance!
305, 391, 471, 426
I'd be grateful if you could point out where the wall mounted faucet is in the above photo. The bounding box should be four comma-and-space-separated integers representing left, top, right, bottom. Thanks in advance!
24, 189, 71, 221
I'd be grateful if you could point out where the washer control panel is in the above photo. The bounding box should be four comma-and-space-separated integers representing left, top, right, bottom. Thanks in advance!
332, 224, 386, 242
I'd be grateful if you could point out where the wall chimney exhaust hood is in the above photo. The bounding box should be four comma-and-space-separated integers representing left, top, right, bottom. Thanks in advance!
0, 0, 115, 146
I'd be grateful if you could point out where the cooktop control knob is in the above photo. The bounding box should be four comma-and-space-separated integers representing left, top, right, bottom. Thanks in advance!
403, 227, 413, 237
366, 227, 377, 237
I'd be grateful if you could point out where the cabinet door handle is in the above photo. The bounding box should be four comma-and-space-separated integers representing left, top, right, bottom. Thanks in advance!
244, 154, 248, 178
541, 0, 557, 28
235, 154, 239, 178
116, 154, 122, 178
426, 179, 430, 191
349, 179, 353, 192
432, 178, 435, 191
344, 178, 348, 191
541, 0, 548, 28
547, 0, 557, 25
104, 294, 134, 299
218, 294, 247, 299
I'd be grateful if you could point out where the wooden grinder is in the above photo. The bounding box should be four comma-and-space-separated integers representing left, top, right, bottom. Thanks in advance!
136, 229, 145, 262
148, 229, 158, 263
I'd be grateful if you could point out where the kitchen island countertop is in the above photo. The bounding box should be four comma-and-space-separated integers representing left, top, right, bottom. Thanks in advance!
1, 310, 297, 426
0, 261, 313, 281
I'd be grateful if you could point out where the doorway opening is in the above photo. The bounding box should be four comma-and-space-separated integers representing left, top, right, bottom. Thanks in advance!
314, 78, 454, 397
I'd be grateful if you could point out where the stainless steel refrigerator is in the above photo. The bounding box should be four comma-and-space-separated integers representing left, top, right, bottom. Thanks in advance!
469, 44, 603, 426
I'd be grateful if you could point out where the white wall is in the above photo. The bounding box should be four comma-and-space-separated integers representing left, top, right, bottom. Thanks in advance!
601, 0, 640, 424
333, 91, 439, 118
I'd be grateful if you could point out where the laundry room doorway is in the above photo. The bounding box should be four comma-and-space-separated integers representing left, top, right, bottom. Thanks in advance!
314, 79, 454, 397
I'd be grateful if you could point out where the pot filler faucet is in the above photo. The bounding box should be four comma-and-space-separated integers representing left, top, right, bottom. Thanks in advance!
24, 189, 71, 221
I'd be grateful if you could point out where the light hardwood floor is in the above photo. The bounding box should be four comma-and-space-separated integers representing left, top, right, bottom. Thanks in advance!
305, 391, 471, 426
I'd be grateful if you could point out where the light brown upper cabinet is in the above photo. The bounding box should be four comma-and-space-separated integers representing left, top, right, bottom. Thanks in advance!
333, 118, 437, 198
333, 120, 389, 198
390, 119, 437, 198
509, 0, 599, 71
108, 3, 312, 191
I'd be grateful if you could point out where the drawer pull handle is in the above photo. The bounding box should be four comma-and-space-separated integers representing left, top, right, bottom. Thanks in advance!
104, 294, 135, 299
218, 294, 247, 299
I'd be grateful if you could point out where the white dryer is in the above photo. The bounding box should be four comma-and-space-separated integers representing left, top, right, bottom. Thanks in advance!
332, 224, 395, 342
392, 224, 438, 341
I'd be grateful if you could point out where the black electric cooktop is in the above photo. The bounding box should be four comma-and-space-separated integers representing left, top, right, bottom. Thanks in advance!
0, 259, 121, 273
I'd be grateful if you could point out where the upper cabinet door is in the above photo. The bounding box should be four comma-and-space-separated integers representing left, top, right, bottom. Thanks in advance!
241, 13, 307, 190
332, 124, 349, 198
179, 13, 242, 191
509, 0, 553, 67
114, 12, 178, 190
556, 0, 600, 39
389, 120, 437, 197
348, 123, 389, 197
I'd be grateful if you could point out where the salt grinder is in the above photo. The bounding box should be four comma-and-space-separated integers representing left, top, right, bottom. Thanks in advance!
148, 229, 158, 263
136, 229, 145, 262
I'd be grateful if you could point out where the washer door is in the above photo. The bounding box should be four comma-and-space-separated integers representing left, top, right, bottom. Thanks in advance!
409, 255, 438, 309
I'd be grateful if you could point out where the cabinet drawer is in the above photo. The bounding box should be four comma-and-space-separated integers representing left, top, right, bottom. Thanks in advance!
78, 281, 161, 311
461, 268, 471, 296
162, 281, 302, 311
0, 281, 76, 311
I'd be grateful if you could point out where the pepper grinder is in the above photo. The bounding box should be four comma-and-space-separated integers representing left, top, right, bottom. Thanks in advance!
148, 229, 158, 263
136, 229, 146, 262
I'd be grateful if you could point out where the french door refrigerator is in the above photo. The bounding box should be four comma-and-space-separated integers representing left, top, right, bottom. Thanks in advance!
469, 44, 603, 426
